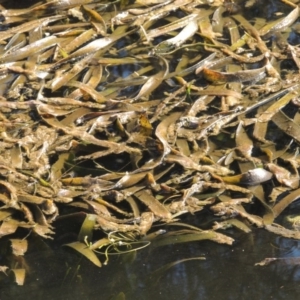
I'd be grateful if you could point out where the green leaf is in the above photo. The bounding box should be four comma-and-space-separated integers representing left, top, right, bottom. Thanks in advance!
78, 214, 97, 243
64, 241, 101, 267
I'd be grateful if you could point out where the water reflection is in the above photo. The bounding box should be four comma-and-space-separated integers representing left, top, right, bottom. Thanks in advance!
1, 225, 300, 300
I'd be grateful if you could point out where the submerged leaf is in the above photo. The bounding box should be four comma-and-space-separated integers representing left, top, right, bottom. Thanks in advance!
0, 265, 9, 275
10, 269, 25, 286
64, 241, 102, 267
150, 257, 206, 284
78, 214, 96, 243
202, 66, 266, 83
255, 258, 278, 266
153, 229, 234, 247
110, 292, 126, 300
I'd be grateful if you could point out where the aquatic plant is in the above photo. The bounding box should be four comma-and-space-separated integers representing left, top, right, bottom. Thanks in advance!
0, 0, 299, 284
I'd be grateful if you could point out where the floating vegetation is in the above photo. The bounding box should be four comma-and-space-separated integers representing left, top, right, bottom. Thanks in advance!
0, 0, 300, 283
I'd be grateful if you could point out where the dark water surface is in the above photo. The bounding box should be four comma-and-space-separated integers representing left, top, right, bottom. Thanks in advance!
1, 215, 300, 300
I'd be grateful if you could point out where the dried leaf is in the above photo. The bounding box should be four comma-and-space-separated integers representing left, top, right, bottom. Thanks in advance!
265, 223, 300, 239
135, 189, 171, 219
0, 219, 19, 237
272, 188, 300, 218
222, 168, 273, 185
10, 239, 28, 256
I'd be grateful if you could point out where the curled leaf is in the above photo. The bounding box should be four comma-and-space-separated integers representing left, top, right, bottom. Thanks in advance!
222, 168, 273, 185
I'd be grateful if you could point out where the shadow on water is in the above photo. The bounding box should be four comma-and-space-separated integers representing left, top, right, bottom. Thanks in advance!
1, 216, 300, 300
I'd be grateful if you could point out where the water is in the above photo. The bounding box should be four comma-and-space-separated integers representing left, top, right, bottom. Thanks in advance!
1, 218, 300, 300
